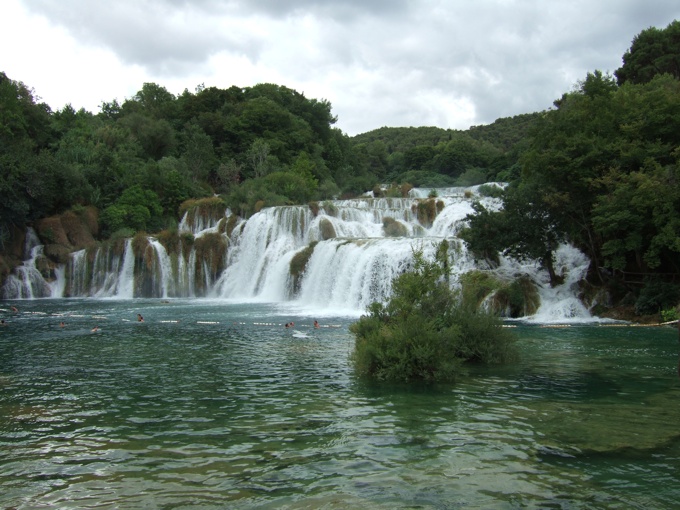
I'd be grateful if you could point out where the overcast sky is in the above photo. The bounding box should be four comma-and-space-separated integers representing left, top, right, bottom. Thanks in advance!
3, 0, 679, 136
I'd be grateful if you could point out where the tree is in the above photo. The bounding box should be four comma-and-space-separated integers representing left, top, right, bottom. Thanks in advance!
615, 20, 680, 85
180, 123, 217, 183
247, 138, 272, 178
100, 185, 164, 235
350, 248, 517, 382
125, 82, 177, 119
592, 159, 680, 272
121, 113, 176, 160
462, 183, 566, 286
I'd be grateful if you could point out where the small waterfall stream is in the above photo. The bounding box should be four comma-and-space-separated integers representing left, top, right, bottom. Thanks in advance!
1, 185, 593, 321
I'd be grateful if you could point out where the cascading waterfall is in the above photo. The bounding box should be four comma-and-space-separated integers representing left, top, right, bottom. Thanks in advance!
212, 206, 311, 300
294, 238, 454, 314
1, 228, 61, 299
2, 185, 594, 321
66, 239, 136, 298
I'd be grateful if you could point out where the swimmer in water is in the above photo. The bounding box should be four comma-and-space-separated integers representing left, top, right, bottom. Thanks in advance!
137, 314, 144, 322
91, 326, 99, 332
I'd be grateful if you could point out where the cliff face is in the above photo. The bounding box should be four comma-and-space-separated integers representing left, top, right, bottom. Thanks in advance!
0, 225, 26, 284
34, 207, 99, 264
0, 207, 99, 290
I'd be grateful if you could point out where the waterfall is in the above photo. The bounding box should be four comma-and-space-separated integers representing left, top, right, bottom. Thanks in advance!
1, 228, 61, 299
9, 184, 593, 321
211, 206, 311, 300
295, 238, 453, 314
115, 239, 136, 298
525, 244, 592, 322
147, 239, 168, 298
178, 207, 227, 236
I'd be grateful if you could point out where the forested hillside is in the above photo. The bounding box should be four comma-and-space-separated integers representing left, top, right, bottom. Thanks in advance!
347, 114, 536, 189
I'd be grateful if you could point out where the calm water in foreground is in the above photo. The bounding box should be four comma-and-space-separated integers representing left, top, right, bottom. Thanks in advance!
1, 299, 679, 509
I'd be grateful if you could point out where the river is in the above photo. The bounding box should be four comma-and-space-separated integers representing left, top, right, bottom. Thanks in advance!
1, 299, 679, 508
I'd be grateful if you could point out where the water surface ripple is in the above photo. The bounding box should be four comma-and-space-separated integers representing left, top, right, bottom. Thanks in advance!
1, 300, 679, 508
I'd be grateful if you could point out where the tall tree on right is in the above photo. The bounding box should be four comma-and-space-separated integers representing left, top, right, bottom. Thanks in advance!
615, 20, 680, 85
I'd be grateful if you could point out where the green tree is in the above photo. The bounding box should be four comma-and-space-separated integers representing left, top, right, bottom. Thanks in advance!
615, 20, 680, 85
462, 182, 566, 286
592, 159, 680, 272
100, 185, 164, 235
180, 122, 217, 183
247, 138, 273, 178
350, 248, 517, 382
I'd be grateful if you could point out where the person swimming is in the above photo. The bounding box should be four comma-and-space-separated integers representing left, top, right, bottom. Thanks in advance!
91, 325, 99, 332
137, 314, 144, 322
314, 320, 319, 328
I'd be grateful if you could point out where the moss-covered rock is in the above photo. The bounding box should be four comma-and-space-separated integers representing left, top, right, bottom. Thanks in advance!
179, 196, 227, 222
414, 198, 440, 227
35, 208, 98, 263
290, 242, 318, 294
318, 218, 336, 240
322, 202, 338, 217
194, 233, 228, 280
524, 389, 680, 456
43, 244, 72, 265
382, 217, 408, 237
493, 276, 540, 317
460, 270, 502, 308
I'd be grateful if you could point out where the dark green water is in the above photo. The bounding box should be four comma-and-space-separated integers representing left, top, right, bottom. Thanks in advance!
1, 300, 679, 509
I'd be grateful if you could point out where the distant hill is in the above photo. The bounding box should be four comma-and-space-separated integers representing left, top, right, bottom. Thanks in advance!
350, 112, 540, 153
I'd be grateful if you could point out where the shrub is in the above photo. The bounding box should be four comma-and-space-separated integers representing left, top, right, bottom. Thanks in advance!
635, 278, 680, 315
322, 202, 338, 217
493, 276, 540, 317
179, 196, 227, 224
661, 307, 679, 323
460, 270, 501, 308
156, 229, 180, 254
350, 248, 517, 382
477, 184, 504, 198
224, 214, 240, 238
456, 167, 487, 186
416, 199, 438, 227
131, 232, 150, 259
400, 182, 414, 197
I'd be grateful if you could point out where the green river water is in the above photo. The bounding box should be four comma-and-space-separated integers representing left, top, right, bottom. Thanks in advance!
1, 299, 679, 509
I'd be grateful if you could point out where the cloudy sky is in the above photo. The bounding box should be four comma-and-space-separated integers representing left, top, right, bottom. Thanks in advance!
3, 0, 679, 136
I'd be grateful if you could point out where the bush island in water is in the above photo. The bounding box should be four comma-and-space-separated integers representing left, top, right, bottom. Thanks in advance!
350, 246, 518, 382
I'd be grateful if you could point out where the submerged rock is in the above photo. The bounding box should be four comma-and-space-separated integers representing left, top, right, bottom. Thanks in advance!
526, 388, 680, 455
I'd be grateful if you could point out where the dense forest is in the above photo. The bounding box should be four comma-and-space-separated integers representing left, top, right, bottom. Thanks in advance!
1, 20, 679, 315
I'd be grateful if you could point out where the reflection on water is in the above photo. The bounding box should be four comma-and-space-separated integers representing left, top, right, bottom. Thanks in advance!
1, 299, 679, 508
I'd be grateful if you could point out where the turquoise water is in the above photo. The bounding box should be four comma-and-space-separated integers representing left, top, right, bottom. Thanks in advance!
1, 299, 679, 509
